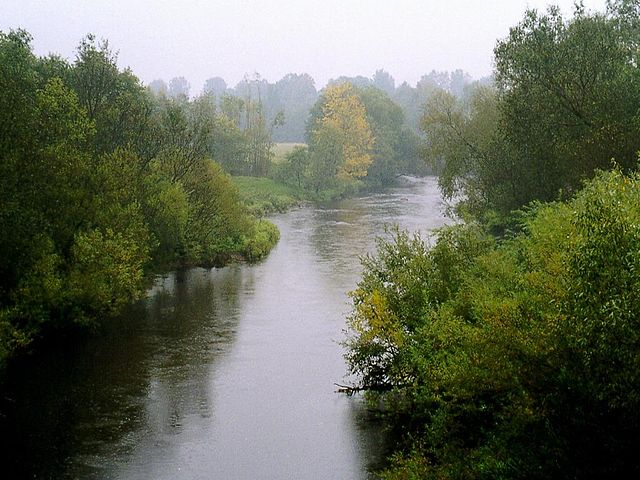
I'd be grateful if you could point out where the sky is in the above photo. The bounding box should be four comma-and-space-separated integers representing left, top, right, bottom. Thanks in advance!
2, 0, 608, 93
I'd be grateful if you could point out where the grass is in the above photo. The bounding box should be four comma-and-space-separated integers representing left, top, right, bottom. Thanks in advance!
232, 176, 304, 216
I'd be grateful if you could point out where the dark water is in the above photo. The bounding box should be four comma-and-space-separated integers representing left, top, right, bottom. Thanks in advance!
0, 177, 447, 479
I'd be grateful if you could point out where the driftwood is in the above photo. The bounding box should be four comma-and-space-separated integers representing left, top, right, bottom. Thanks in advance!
334, 383, 397, 396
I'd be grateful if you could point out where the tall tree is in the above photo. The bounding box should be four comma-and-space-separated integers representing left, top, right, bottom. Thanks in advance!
493, 4, 640, 202
307, 83, 374, 189
71, 35, 156, 158
424, 5, 640, 220
373, 69, 396, 96
168, 76, 190, 99
203, 76, 227, 98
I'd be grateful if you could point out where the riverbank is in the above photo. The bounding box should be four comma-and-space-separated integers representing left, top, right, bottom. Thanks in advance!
232, 174, 414, 217
232, 176, 305, 216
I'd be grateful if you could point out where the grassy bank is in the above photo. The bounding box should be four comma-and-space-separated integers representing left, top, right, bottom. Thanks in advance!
232, 174, 376, 216
232, 176, 304, 216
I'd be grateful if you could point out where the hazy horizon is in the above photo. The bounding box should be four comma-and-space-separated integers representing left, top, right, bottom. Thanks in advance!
3, 0, 607, 93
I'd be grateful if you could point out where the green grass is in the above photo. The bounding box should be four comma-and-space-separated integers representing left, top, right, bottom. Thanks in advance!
272, 143, 306, 164
232, 176, 303, 216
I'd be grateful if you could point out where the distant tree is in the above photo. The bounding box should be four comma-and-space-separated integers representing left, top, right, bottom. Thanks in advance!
373, 69, 396, 96
234, 74, 275, 176
356, 86, 407, 186
272, 73, 318, 142
219, 93, 245, 127
327, 75, 371, 89
210, 114, 247, 175
168, 76, 190, 99
449, 69, 473, 97
203, 76, 227, 98
393, 81, 421, 131
148, 78, 168, 96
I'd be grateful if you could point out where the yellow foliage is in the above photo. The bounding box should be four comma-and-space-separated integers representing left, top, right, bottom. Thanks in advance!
315, 83, 374, 179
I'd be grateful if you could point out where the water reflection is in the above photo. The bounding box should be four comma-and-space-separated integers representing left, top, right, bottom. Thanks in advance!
1, 266, 247, 479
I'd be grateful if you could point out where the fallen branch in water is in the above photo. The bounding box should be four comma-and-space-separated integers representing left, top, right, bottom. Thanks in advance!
334, 383, 364, 395
334, 383, 399, 395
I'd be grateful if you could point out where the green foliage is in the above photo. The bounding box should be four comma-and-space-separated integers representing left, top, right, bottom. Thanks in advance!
424, 5, 640, 222
71, 35, 155, 158
0, 30, 280, 365
346, 170, 640, 478
141, 171, 189, 261
182, 160, 253, 265
357, 86, 422, 186
271, 145, 310, 189
68, 227, 150, 322
232, 175, 302, 216
242, 220, 280, 262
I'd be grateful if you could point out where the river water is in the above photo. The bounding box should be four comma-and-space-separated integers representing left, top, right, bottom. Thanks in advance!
1, 176, 448, 479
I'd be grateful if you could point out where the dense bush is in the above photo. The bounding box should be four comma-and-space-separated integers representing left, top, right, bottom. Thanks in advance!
346, 169, 640, 478
243, 220, 281, 262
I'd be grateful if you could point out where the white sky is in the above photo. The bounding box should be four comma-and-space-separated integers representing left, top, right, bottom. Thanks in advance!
2, 0, 607, 92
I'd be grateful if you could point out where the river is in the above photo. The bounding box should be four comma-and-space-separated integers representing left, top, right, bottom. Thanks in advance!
1, 176, 448, 479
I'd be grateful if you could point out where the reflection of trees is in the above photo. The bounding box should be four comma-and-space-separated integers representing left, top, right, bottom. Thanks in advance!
346, 396, 392, 474
0, 265, 249, 479
141, 267, 248, 436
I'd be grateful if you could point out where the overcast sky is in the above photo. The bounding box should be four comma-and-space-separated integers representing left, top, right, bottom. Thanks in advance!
3, 0, 607, 93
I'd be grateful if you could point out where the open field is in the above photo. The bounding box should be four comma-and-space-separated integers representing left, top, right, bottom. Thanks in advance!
272, 143, 307, 163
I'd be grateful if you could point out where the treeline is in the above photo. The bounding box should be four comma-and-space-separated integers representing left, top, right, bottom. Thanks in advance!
147, 69, 481, 198
272, 70, 481, 192
345, 2, 640, 478
0, 31, 279, 365
150, 72, 315, 154
148, 68, 478, 143
271, 82, 426, 196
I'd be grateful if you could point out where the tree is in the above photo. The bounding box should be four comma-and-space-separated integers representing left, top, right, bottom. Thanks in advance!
356, 86, 409, 186
307, 83, 374, 190
423, 5, 640, 222
493, 5, 640, 203
70, 34, 119, 121
148, 78, 168, 96
421, 84, 512, 218
209, 114, 247, 175
271, 73, 318, 142
203, 76, 227, 98
373, 69, 395, 96
275, 145, 310, 189
168, 76, 190, 99
71, 35, 156, 158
